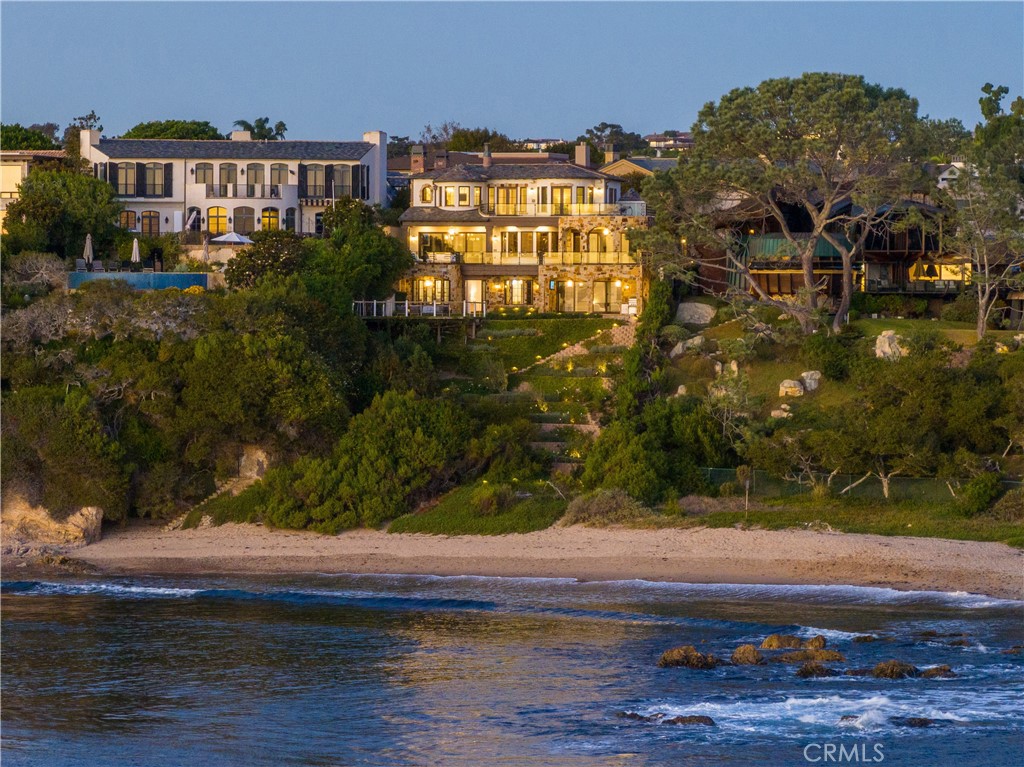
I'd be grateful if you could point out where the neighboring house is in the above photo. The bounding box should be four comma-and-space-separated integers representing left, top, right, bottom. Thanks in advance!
520, 138, 566, 151
394, 145, 650, 315
80, 129, 387, 238
600, 156, 678, 179
0, 148, 66, 232
643, 132, 694, 152
388, 145, 571, 177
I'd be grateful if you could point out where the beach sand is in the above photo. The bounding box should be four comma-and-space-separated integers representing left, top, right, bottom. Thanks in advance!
41, 522, 1024, 599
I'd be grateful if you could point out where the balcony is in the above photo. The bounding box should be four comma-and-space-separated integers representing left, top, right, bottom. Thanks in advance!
419, 251, 636, 266
202, 183, 287, 199
478, 202, 632, 217
544, 251, 635, 265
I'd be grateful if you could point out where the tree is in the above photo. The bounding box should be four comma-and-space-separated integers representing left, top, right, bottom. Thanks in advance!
387, 135, 412, 159
941, 84, 1024, 339
644, 73, 926, 334
233, 117, 286, 140
122, 120, 224, 140
1, 123, 59, 150
447, 127, 518, 152
223, 230, 307, 289
62, 110, 103, 167
419, 120, 461, 147
582, 122, 646, 154
29, 122, 61, 143
3, 169, 123, 258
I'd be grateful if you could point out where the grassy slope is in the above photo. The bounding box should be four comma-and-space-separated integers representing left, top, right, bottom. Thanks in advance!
477, 318, 615, 370
851, 317, 1017, 346
388, 481, 566, 535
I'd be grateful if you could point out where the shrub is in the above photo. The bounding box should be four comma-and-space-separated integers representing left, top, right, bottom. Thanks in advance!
470, 483, 516, 516
659, 324, 687, 345
561, 488, 650, 526
956, 472, 1005, 517
988, 487, 1024, 522
802, 328, 862, 381
941, 293, 978, 323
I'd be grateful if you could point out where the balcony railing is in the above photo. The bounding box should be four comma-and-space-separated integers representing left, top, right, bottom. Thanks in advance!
477, 202, 630, 217
418, 251, 636, 266
203, 183, 286, 199
352, 299, 488, 318
865, 279, 966, 294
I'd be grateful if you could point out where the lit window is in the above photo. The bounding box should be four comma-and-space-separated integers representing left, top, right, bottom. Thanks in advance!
261, 207, 279, 231
444, 187, 455, 206
458, 186, 469, 206
420, 185, 433, 204
207, 206, 227, 235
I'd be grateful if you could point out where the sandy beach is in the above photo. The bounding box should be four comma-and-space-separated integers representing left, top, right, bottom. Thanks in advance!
32, 523, 1022, 599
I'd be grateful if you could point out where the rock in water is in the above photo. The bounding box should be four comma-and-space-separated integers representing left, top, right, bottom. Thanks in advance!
872, 660, 919, 679
731, 644, 764, 665
920, 665, 957, 679
760, 634, 804, 650
852, 635, 879, 643
802, 635, 827, 650
658, 645, 719, 669
775, 649, 846, 663
891, 717, 935, 728
796, 662, 837, 678
663, 715, 716, 726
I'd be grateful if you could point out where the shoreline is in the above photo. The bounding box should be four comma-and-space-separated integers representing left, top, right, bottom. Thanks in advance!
11, 522, 1020, 600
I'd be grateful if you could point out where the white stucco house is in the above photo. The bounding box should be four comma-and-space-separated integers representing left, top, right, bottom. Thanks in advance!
80, 129, 387, 238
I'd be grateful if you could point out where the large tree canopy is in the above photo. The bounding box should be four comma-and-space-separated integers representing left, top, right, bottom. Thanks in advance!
644, 73, 927, 333
1, 123, 59, 150
122, 120, 225, 140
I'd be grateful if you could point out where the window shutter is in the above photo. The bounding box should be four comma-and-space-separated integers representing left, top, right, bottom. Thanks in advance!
324, 164, 334, 197
164, 163, 173, 197
362, 165, 370, 200
108, 162, 119, 192
297, 164, 307, 197
136, 162, 146, 196
351, 164, 362, 200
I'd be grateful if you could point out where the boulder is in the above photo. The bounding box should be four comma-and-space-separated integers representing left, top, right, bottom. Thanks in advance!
775, 649, 846, 663
683, 335, 705, 351
713, 361, 723, 376
1015, 333, 1024, 350
675, 302, 717, 326
871, 660, 919, 679
839, 715, 860, 722
800, 370, 822, 392
1, 494, 103, 547
658, 645, 719, 669
779, 379, 804, 397
731, 644, 764, 665
875, 330, 909, 360
796, 662, 838, 678
852, 635, 879, 643
673, 384, 688, 397
770, 409, 794, 419
239, 445, 270, 479
618, 711, 662, 723
663, 715, 716, 726
669, 341, 685, 360
920, 665, 957, 679
803, 635, 828, 650
760, 634, 804, 650
845, 668, 872, 677
729, 359, 739, 375
890, 717, 935, 728
1002, 646, 1023, 655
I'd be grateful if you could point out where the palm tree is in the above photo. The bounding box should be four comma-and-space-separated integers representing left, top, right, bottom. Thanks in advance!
233, 117, 287, 141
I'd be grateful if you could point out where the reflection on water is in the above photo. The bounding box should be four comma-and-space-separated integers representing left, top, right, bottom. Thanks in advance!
2, 575, 1022, 766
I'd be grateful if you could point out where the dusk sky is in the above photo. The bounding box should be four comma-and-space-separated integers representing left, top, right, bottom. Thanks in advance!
2, 2, 1022, 142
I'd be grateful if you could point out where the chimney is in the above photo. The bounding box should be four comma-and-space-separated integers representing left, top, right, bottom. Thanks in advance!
230, 130, 252, 141
411, 144, 425, 174
434, 150, 449, 170
482, 143, 492, 168
604, 142, 620, 163
575, 142, 591, 167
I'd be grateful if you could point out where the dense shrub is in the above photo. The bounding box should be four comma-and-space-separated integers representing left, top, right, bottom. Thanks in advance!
561, 488, 650, 526
470, 483, 516, 516
940, 293, 979, 323
802, 327, 863, 381
988, 487, 1024, 522
956, 473, 1005, 517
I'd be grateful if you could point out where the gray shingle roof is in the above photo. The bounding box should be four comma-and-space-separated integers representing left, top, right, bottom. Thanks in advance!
412, 163, 614, 182
399, 207, 491, 223
97, 139, 373, 161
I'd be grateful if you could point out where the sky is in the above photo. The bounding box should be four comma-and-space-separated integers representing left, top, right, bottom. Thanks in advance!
2, 2, 1022, 142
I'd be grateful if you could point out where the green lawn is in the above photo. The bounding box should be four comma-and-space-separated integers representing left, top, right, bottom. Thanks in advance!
477, 318, 616, 370
388, 481, 567, 535
851, 317, 1017, 347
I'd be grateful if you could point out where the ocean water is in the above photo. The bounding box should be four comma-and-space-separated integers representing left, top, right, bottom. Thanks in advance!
1, 574, 1021, 766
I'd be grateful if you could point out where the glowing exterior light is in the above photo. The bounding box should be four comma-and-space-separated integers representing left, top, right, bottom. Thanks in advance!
614, 280, 622, 287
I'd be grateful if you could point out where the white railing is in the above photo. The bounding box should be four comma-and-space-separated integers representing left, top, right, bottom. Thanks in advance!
352, 299, 487, 318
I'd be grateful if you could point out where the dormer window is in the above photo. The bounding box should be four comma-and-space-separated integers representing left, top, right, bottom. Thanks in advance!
421, 185, 433, 204
458, 186, 470, 206
444, 187, 455, 207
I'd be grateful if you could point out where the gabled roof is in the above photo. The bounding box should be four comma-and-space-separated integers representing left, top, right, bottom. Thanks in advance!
0, 149, 66, 159
96, 139, 373, 161
601, 157, 678, 175
411, 163, 614, 182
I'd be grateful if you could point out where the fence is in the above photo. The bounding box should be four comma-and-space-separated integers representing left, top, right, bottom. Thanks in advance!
700, 467, 1022, 503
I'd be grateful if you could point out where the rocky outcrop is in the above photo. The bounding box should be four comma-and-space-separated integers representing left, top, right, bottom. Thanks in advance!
800, 371, 822, 392
920, 665, 957, 679
803, 635, 827, 650
871, 660, 919, 679
760, 634, 804, 650
675, 302, 717, 326
853, 635, 879, 643
779, 379, 805, 397
1, 494, 103, 547
890, 717, 936, 728
796, 662, 838, 678
731, 644, 764, 665
875, 330, 909, 360
775, 649, 846, 663
658, 645, 719, 669
664, 715, 716, 726
239, 445, 270, 479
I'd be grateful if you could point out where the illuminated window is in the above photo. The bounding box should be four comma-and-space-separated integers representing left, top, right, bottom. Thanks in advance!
473, 186, 481, 207
144, 163, 163, 196
444, 187, 455, 206
116, 162, 136, 196
119, 210, 137, 230
420, 185, 433, 204
261, 207, 279, 231
234, 206, 255, 235
458, 186, 469, 206
195, 163, 213, 184
207, 206, 227, 235
413, 277, 450, 303
140, 210, 160, 237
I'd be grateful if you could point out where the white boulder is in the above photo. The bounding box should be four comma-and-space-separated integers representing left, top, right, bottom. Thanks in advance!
779, 379, 805, 397
875, 330, 909, 360
800, 370, 822, 392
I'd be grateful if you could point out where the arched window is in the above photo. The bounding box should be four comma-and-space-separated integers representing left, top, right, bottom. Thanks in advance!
261, 207, 279, 231
420, 185, 433, 204
219, 163, 237, 185
117, 162, 136, 196
588, 230, 611, 253
119, 210, 137, 230
246, 163, 265, 184
270, 163, 288, 186
207, 206, 227, 235
284, 207, 296, 231
186, 207, 202, 231
140, 210, 160, 237
194, 163, 213, 185
234, 206, 255, 235
144, 163, 164, 196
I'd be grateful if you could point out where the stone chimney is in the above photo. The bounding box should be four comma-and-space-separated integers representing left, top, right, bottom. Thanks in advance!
482, 143, 492, 168
434, 150, 449, 170
575, 142, 591, 167
411, 144, 425, 174
230, 130, 252, 141
604, 142, 620, 163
